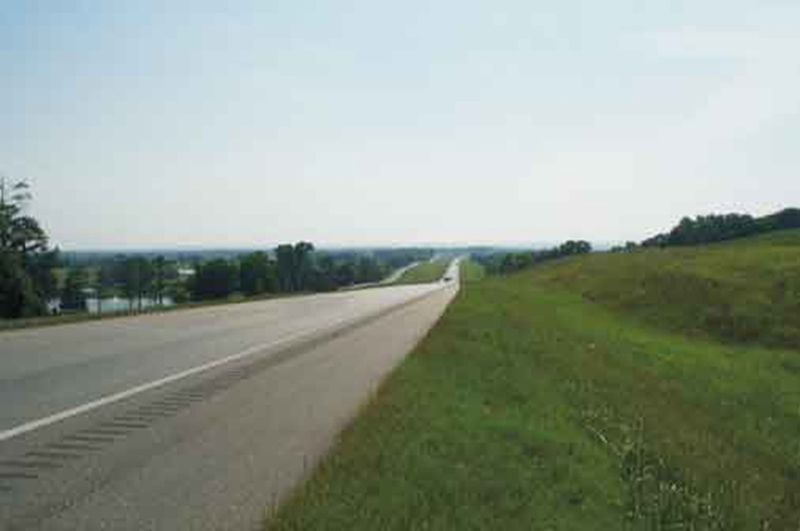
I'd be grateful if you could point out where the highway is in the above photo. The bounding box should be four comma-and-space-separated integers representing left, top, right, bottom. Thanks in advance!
0, 260, 460, 530
339, 260, 420, 291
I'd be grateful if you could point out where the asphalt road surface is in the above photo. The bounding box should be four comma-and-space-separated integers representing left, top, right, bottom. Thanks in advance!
340, 260, 420, 290
0, 260, 460, 530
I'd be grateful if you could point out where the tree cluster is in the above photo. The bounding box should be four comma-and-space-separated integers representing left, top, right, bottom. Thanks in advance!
0, 179, 56, 318
641, 208, 800, 248
59, 255, 181, 313
187, 244, 431, 301
476, 240, 593, 275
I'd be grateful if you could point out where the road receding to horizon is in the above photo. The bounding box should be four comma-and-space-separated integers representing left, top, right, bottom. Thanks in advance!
0, 260, 460, 530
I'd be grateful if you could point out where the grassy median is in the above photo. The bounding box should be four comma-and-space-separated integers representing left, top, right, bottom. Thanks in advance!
268, 238, 800, 530
394, 259, 450, 284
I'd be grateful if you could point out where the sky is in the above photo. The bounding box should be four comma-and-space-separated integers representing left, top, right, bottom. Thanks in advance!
2, 1, 799, 249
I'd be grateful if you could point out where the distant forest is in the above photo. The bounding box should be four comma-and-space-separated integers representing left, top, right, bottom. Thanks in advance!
477, 208, 800, 277
0, 178, 433, 320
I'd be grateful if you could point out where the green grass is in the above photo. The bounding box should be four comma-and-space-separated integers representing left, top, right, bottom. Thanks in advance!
394, 259, 450, 284
459, 259, 485, 283
536, 228, 800, 349
269, 235, 800, 530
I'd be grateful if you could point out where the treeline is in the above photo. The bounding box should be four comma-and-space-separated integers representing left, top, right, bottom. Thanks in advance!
0, 178, 433, 320
640, 208, 800, 248
475, 240, 592, 275
62, 255, 183, 312
53, 244, 433, 312
188, 245, 433, 301
0, 179, 58, 318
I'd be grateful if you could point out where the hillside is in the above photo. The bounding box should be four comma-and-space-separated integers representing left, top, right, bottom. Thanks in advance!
538, 229, 800, 349
269, 242, 800, 530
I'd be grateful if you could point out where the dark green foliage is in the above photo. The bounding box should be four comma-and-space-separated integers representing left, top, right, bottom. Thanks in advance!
334, 262, 356, 286
306, 253, 338, 292
0, 178, 55, 318
0, 251, 43, 318
10, 215, 48, 258
239, 251, 277, 296
26, 249, 59, 300
3, 217, 433, 320
762, 207, 800, 231
558, 239, 592, 255
293, 241, 315, 291
275, 244, 297, 292
190, 259, 239, 300
60, 267, 89, 311
476, 240, 593, 275
120, 257, 154, 310
269, 244, 414, 293
151, 256, 166, 305
354, 255, 382, 283
643, 208, 800, 248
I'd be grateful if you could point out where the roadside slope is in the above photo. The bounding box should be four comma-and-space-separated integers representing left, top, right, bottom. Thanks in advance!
535, 228, 800, 348
393, 259, 450, 285
268, 247, 800, 530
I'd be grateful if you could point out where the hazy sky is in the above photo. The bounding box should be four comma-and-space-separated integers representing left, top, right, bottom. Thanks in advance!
2, 1, 799, 249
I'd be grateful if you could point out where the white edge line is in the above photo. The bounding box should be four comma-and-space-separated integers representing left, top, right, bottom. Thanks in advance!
0, 314, 351, 443
0, 284, 448, 444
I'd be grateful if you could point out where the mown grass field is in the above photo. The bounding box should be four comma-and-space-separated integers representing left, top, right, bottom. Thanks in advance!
459, 258, 485, 283
269, 236, 800, 530
394, 259, 450, 284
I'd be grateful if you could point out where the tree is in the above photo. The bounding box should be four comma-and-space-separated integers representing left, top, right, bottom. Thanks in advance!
0, 179, 47, 257
335, 261, 356, 286
0, 178, 53, 318
354, 255, 383, 283
10, 216, 48, 262
152, 256, 166, 305
275, 244, 296, 292
0, 178, 29, 251
648, 213, 762, 247
558, 240, 592, 256
239, 251, 275, 296
61, 267, 89, 311
27, 248, 60, 301
273, 242, 316, 292
117, 257, 155, 311
0, 251, 42, 317
191, 259, 238, 300
121, 257, 141, 310
293, 241, 315, 291
95, 261, 117, 313
137, 258, 154, 310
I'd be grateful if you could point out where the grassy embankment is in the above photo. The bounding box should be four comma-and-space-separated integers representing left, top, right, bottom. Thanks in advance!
269, 233, 800, 530
459, 258, 486, 283
394, 259, 450, 284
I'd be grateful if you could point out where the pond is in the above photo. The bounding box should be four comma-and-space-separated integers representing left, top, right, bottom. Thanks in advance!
84, 296, 175, 314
